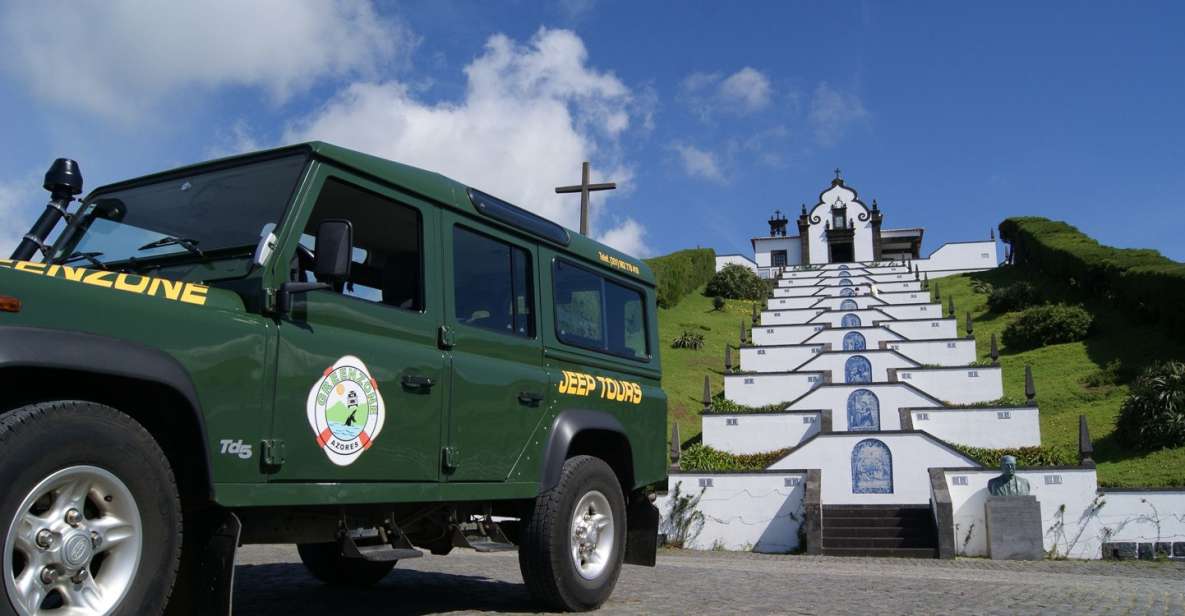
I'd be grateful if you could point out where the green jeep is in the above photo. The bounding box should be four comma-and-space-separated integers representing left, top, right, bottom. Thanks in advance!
0, 143, 666, 615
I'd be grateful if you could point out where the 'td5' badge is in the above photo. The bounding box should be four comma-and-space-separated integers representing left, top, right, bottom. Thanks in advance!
306, 356, 386, 466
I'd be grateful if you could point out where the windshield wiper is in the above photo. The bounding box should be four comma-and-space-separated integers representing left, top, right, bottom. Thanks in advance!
60, 251, 108, 270
138, 236, 204, 257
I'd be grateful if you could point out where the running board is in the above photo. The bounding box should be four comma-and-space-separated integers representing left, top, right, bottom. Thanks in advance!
451, 518, 516, 552
339, 526, 423, 563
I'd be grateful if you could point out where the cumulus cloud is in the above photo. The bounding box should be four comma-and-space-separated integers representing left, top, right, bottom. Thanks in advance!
0, 0, 409, 121
671, 143, 725, 183
284, 28, 650, 257
681, 66, 772, 120
808, 82, 869, 146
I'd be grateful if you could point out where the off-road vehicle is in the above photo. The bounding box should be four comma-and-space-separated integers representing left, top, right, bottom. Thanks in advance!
0, 143, 666, 615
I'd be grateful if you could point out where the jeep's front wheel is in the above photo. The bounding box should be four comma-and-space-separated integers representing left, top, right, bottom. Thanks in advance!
518, 455, 625, 612
1, 401, 181, 616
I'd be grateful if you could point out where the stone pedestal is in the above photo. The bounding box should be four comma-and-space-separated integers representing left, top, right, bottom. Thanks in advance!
985, 495, 1043, 560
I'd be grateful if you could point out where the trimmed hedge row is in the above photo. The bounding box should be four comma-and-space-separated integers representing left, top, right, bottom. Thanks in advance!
952, 444, 1075, 468
644, 248, 715, 308
999, 217, 1185, 337
679, 443, 791, 472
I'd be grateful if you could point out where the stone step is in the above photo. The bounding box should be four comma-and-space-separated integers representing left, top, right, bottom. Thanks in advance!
822, 536, 937, 549
823, 504, 931, 514
824, 514, 933, 527
821, 547, 939, 559
822, 526, 933, 539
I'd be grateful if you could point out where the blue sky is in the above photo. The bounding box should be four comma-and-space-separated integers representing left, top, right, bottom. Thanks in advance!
1, 1, 1182, 261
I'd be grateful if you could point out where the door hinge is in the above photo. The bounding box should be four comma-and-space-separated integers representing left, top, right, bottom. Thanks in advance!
438, 325, 455, 349
261, 439, 287, 470
441, 446, 459, 473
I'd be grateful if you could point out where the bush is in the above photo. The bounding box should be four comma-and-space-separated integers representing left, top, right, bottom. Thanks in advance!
971, 280, 994, 295
712, 295, 726, 311
705, 264, 768, 300
671, 331, 705, 350
952, 444, 1074, 468
1081, 359, 1126, 388
987, 281, 1041, 313
707, 392, 793, 414
644, 248, 715, 309
1115, 361, 1185, 450
999, 217, 1185, 338
680, 443, 790, 472
1002, 303, 1092, 350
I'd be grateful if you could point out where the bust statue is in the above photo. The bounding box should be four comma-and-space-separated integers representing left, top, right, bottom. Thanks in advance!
987, 455, 1030, 496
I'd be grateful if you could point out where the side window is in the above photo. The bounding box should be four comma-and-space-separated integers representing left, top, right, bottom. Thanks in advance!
452, 226, 534, 337
300, 178, 423, 311
553, 259, 649, 360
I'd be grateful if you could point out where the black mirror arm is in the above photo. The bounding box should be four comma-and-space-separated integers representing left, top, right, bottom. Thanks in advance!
276, 281, 331, 314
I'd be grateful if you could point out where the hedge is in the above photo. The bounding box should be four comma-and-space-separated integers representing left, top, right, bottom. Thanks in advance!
1001, 303, 1093, 350
952, 444, 1075, 468
644, 248, 715, 308
679, 443, 790, 472
999, 217, 1185, 337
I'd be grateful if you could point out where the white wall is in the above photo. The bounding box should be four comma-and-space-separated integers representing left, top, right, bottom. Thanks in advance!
658, 473, 806, 552
803, 327, 903, 349
876, 290, 931, 304
878, 303, 943, 320
943, 469, 1100, 559
767, 296, 827, 310
883, 339, 976, 366
779, 276, 875, 288
1099, 490, 1185, 551
772, 285, 826, 298
804, 183, 876, 264
911, 406, 1040, 448
794, 350, 918, 384
740, 344, 826, 373
724, 371, 825, 407
702, 412, 822, 454
752, 323, 826, 346
769, 434, 979, 504
715, 254, 757, 273
869, 272, 918, 283
753, 237, 802, 268
761, 308, 825, 325
917, 241, 998, 274
809, 309, 894, 328
786, 383, 942, 431
801, 296, 885, 311
895, 366, 1003, 405
883, 319, 959, 340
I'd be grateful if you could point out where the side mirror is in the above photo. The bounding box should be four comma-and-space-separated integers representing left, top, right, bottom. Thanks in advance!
313, 219, 353, 283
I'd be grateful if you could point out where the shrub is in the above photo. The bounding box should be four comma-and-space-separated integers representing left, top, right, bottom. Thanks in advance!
644, 248, 715, 309
987, 281, 1041, 313
671, 331, 705, 350
680, 443, 790, 472
1002, 303, 1092, 350
705, 264, 768, 300
1081, 359, 1126, 388
1115, 361, 1185, 450
952, 444, 1074, 468
662, 480, 705, 548
712, 295, 726, 311
971, 280, 994, 295
707, 392, 793, 414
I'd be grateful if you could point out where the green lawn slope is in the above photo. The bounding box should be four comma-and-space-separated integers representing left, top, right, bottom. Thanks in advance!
658, 269, 1185, 488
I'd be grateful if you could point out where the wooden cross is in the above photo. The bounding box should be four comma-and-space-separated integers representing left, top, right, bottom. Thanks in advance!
834, 167, 843, 180
555, 161, 616, 236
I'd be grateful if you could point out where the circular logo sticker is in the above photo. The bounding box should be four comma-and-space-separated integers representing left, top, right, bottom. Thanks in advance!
306, 355, 385, 466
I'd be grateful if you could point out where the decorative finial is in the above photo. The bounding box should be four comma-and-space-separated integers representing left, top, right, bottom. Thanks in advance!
990, 228, 995, 240
834, 167, 842, 180
725, 345, 733, 372
923, 272, 929, 289
966, 311, 973, 336
934, 282, 940, 301
739, 319, 746, 345
990, 333, 999, 364
872, 199, 879, 211
948, 296, 955, 317
670, 422, 681, 469
801, 203, 807, 215
702, 375, 713, 411
1078, 416, 1095, 468
1025, 365, 1037, 405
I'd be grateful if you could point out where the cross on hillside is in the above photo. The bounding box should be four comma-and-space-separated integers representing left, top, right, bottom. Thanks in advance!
555, 161, 616, 236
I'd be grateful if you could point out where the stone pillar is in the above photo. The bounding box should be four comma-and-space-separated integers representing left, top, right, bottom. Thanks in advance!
669, 423, 681, 470
1078, 415, 1095, 468
1025, 365, 1037, 406
702, 375, 712, 412
928, 468, 956, 559
805, 469, 822, 555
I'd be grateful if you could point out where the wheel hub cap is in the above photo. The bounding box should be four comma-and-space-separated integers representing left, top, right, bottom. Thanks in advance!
59, 533, 94, 570
569, 490, 614, 581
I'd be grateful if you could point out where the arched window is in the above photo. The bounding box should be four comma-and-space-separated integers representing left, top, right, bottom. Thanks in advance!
845, 355, 873, 384
839, 278, 853, 286
840, 299, 859, 311
842, 331, 866, 351
838, 264, 849, 270
841, 313, 862, 328
840, 288, 856, 297
851, 439, 893, 494
846, 389, 880, 432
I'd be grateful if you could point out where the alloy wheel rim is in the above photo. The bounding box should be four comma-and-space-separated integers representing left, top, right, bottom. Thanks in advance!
4, 466, 142, 616
569, 490, 614, 580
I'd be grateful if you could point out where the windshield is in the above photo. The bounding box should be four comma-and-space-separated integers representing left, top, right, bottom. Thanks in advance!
50, 154, 307, 278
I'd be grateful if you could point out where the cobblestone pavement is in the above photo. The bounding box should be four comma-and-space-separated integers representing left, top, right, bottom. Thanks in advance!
235, 546, 1185, 615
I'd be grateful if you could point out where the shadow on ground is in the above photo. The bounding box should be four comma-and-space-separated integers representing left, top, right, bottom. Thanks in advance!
234, 563, 540, 615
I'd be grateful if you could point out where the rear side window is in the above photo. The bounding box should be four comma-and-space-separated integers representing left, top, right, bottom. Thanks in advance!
453, 226, 535, 337
553, 259, 649, 360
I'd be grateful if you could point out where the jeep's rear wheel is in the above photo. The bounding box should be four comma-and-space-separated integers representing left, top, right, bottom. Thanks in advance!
518, 455, 626, 612
0, 401, 181, 616
296, 543, 396, 587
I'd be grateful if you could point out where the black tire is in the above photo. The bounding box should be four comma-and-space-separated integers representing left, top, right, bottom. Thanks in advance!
518, 455, 626, 612
0, 401, 181, 616
296, 543, 396, 587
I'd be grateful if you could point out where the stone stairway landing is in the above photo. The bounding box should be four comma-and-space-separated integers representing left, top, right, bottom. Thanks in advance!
821, 505, 939, 558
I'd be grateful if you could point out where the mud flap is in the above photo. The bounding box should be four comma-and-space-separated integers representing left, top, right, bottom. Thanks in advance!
166, 509, 241, 616
624, 496, 658, 566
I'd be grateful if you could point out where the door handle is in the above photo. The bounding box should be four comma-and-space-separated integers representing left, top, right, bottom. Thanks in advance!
518, 391, 544, 406
401, 374, 435, 391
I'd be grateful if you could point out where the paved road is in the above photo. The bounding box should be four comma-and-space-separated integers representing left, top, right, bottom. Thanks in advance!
235, 546, 1185, 615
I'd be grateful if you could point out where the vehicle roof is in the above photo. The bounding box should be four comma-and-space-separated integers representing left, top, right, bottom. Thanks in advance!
89, 141, 655, 286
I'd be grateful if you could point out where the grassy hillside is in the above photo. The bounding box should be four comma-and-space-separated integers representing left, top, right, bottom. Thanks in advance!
657, 269, 1185, 487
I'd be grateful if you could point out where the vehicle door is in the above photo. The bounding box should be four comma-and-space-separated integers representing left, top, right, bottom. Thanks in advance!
270, 169, 447, 482
440, 213, 548, 481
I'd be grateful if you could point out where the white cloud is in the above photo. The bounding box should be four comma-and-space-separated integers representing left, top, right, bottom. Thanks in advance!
0, 177, 39, 257
284, 28, 649, 256
0, 0, 409, 121
596, 218, 648, 257
807, 82, 869, 146
681, 67, 772, 120
672, 144, 725, 183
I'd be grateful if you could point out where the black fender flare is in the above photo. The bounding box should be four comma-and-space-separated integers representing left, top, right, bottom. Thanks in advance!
538, 408, 631, 493
0, 326, 212, 496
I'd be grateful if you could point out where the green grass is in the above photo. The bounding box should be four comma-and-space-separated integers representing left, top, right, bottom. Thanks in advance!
657, 271, 1185, 487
